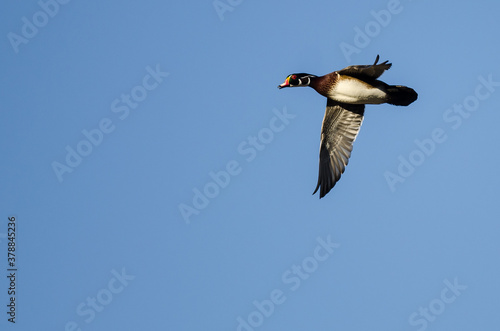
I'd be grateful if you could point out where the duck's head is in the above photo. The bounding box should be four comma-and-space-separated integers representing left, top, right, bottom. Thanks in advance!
278, 73, 317, 89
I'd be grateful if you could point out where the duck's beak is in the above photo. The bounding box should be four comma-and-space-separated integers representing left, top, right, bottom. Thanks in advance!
278, 77, 290, 89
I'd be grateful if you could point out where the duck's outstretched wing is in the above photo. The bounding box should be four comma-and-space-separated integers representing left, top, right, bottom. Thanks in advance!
337, 55, 391, 80
313, 99, 364, 198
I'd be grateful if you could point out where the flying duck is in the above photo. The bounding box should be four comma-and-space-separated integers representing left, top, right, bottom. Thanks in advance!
278, 55, 418, 198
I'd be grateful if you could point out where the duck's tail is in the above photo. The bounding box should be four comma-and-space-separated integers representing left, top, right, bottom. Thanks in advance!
386, 85, 418, 106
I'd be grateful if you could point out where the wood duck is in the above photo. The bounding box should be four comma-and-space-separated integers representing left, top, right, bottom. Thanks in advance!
278, 55, 418, 198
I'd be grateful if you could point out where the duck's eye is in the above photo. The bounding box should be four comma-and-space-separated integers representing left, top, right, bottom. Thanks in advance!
291, 75, 297, 80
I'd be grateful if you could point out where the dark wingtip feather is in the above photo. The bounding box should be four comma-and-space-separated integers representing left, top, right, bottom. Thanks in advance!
312, 183, 320, 196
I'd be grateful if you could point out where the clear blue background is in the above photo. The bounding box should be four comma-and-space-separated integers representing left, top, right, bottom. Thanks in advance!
1, 0, 499, 330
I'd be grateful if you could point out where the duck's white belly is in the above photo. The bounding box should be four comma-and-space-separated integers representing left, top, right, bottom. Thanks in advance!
328, 76, 387, 104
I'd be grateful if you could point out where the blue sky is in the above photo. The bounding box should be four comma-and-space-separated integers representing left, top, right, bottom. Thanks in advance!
1, 1, 500, 330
